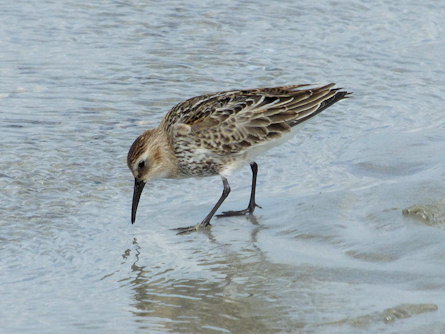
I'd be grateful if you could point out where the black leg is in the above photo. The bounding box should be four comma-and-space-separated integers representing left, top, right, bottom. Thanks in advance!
173, 177, 231, 234
216, 162, 262, 218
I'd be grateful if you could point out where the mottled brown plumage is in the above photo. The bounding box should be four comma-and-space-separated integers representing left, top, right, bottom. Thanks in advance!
127, 83, 351, 233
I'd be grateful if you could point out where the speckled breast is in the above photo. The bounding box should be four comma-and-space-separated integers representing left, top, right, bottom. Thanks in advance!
173, 137, 225, 177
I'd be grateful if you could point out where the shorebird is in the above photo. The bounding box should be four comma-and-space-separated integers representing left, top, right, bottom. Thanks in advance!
127, 83, 350, 233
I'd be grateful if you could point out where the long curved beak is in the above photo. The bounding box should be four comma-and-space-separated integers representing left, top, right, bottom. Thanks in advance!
131, 178, 146, 224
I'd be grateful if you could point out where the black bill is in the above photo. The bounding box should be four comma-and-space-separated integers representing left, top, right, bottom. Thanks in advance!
131, 178, 146, 224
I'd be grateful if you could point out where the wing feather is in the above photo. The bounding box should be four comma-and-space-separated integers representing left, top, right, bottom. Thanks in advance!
162, 84, 350, 154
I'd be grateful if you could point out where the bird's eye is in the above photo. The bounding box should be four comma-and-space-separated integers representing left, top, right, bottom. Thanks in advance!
138, 160, 145, 169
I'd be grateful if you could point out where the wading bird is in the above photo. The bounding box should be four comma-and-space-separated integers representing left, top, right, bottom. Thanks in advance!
127, 83, 350, 233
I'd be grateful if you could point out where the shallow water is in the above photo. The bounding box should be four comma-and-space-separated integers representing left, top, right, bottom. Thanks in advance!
1, 0, 445, 333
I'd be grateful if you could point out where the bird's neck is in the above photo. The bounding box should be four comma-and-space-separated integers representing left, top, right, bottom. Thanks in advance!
151, 127, 180, 179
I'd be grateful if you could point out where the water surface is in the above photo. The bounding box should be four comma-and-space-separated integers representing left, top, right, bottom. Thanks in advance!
1, 1, 445, 333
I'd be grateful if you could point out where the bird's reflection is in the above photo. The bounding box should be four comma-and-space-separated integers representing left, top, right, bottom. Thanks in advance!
119, 217, 305, 333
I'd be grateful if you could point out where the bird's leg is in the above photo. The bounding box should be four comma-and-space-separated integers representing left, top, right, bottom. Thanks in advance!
217, 162, 262, 218
173, 177, 231, 234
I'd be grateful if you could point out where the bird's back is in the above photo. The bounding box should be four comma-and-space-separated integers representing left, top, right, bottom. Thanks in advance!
162, 83, 350, 156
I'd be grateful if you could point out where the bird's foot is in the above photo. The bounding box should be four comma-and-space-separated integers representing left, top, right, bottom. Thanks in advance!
171, 222, 211, 235
216, 203, 261, 218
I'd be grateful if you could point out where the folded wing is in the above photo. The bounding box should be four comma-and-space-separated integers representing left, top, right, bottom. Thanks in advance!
164, 83, 350, 154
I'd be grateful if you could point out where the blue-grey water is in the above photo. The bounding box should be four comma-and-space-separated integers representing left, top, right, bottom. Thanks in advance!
1, 1, 445, 333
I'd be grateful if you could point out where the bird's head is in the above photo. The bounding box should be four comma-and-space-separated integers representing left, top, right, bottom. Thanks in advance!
127, 128, 175, 224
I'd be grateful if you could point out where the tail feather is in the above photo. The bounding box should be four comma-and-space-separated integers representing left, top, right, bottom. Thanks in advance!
289, 89, 351, 127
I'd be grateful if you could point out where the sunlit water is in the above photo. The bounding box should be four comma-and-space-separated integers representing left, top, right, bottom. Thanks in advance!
1, 1, 445, 333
